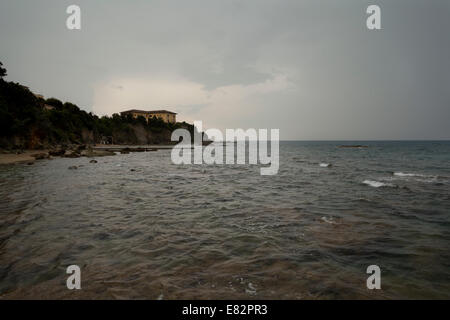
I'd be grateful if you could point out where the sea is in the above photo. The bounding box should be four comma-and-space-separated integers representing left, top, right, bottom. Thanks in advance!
0, 141, 449, 299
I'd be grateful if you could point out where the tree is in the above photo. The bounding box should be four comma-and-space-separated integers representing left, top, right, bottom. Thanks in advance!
45, 98, 64, 110
0, 61, 6, 79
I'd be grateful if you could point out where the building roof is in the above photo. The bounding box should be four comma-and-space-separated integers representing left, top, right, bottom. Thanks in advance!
121, 109, 177, 115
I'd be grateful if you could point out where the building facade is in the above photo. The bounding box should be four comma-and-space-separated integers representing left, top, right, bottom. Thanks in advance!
120, 109, 177, 124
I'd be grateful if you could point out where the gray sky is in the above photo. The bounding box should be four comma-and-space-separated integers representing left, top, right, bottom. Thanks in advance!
1, 0, 449, 140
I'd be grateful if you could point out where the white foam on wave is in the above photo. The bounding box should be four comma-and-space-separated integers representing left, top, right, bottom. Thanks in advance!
363, 180, 395, 188
394, 172, 426, 177
319, 163, 331, 168
321, 216, 335, 224
393, 172, 439, 183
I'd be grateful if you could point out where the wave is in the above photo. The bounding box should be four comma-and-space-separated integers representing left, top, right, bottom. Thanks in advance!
394, 172, 431, 178
393, 172, 443, 183
363, 180, 396, 188
321, 216, 335, 224
319, 163, 332, 168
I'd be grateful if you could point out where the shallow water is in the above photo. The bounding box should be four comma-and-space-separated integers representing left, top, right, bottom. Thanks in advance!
0, 141, 449, 299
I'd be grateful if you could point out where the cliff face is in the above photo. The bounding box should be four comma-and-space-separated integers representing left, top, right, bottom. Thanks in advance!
2, 122, 190, 149
109, 124, 177, 145
0, 79, 194, 149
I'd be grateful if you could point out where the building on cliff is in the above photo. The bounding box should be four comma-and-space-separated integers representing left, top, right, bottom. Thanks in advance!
120, 109, 177, 124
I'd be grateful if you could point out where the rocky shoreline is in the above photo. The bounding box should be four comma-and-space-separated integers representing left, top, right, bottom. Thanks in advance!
0, 144, 174, 165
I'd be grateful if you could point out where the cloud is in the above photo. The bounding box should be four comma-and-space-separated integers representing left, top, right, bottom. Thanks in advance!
92, 73, 294, 130
92, 75, 208, 117
2, 0, 449, 139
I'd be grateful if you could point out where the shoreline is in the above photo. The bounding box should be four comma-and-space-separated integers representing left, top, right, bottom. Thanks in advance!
0, 150, 49, 165
0, 145, 180, 166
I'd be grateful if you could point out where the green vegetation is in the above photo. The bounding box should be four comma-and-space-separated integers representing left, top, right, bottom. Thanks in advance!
0, 62, 6, 79
0, 61, 194, 149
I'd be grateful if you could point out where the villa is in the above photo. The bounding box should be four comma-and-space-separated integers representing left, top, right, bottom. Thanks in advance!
120, 109, 177, 124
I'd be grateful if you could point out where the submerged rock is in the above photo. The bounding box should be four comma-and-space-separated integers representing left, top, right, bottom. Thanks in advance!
338, 145, 368, 148
89, 159, 98, 164
68, 166, 78, 170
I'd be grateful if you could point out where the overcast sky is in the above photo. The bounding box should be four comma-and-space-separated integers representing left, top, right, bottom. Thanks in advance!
1, 0, 449, 140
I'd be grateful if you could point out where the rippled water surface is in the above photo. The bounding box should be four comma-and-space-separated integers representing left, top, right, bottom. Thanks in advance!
1, 141, 449, 299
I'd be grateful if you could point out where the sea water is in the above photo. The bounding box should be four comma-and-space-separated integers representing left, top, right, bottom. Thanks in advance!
0, 141, 449, 299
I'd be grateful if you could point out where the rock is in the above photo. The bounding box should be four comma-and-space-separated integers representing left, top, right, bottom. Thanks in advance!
49, 148, 66, 156
32, 152, 49, 160
93, 150, 116, 157
82, 149, 116, 157
89, 159, 98, 163
130, 169, 136, 172
76, 144, 87, 152
120, 151, 130, 154
338, 145, 368, 148
27, 161, 34, 165
64, 151, 81, 158
68, 166, 78, 170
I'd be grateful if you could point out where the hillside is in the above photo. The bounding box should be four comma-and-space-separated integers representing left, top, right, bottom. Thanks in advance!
0, 62, 195, 150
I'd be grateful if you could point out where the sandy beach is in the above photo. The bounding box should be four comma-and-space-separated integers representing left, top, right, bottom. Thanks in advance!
0, 150, 49, 165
